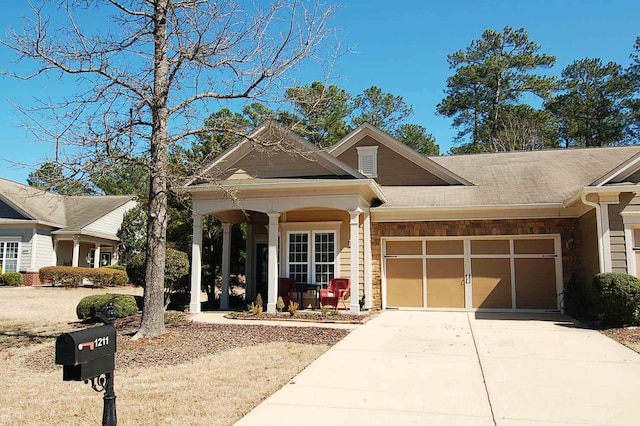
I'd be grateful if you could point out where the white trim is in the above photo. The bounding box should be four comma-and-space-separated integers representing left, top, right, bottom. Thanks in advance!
601, 203, 612, 272
581, 194, 605, 274
0, 240, 21, 273
284, 229, 339, 286
625, 224, 637, 276
189, 214, 203, 313
363, 211, 372, 310
592, 152, 640, 186
30, 228, 37, 271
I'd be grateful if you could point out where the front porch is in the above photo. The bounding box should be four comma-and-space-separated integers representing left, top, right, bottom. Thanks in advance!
53, 235, 118, 268
188, 180, 382, 314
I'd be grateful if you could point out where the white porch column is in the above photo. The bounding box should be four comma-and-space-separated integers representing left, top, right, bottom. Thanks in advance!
221, 222, 231, 309
624, 224, 636, 277
349, 210, 361, 313
93, 244, 101, 268
71, 236, 80, 267
601, 203, 612, 272
30, 227, 37, 271
267, 213, 280, 313
52, 238, 58, 266
189, 214, 203, 313
244, 224, 254, 303
363, 210, 372, 310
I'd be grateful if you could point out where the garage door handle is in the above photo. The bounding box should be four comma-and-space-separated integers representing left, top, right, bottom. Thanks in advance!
542, 254, 558, 258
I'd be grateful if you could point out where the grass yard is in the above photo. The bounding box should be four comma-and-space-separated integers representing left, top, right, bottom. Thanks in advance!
0, 286, 350, 425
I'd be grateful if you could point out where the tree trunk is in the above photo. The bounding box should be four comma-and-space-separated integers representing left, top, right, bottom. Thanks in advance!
135, 0, 170, 339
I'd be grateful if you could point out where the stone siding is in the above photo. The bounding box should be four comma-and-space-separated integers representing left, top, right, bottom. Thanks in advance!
370, 219, 580, 310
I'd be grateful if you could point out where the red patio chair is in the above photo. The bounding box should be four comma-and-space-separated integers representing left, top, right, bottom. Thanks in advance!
320, 278, 350, 310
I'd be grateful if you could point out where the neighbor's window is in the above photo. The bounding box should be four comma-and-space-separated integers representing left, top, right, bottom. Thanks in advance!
0, 241, 20, 273
287, 231, 336, 285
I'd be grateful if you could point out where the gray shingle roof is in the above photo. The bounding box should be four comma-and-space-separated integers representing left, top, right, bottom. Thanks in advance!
378, 146, 640, 208
0, 178, 133, 230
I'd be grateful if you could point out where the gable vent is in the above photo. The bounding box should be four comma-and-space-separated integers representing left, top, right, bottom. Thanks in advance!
357, 146, 378, 178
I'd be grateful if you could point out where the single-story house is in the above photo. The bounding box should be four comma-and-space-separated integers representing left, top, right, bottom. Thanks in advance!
185, 121, 640, 314
0, 178, 136, 284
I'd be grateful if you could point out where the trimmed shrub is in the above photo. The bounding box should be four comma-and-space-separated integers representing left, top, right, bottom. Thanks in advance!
76, 294, 138, 320
0, 272, 24, 286
103, 264, 126, 271
126, 248, 190, 309
86, 268, 128, 287
590, 273, 640, 326
39, 266, 85, 287
39, 266, 128, 287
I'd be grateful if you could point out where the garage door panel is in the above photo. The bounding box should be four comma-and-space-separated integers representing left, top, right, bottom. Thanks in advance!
386, 258, 423, 308
514, 258, 557, 309
471, 258, 512, 309
386, 240, 422, 255
426, 258, 465, 308
514, 239, 555, 254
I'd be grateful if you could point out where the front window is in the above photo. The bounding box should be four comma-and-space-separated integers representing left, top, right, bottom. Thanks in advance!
287, 231, 336, 285
0, 241, 20, 273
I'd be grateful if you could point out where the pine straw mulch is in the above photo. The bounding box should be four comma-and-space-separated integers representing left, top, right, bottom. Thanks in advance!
600, 326, 640, 353
224, 310, 378, 324
19, 312, 350, 374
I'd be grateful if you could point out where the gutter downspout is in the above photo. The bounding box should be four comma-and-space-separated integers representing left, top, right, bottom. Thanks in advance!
581, 194, 605, 274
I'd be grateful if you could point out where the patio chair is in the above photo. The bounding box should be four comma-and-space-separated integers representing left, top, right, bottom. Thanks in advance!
278, 277, 297, 307
319, 278, 350, 310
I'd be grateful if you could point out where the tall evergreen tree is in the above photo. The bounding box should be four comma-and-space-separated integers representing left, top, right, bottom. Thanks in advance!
437, 26, 556, 152
545, 58, 634, 147
351, 86, 413, 133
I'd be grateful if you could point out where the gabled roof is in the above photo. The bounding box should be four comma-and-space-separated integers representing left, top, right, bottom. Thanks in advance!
0, 177, 133, 232
590, 150, 640, 186
376, 146, 640, 209
0, 178, 66, 225
329, 123, 472, 186
185, 120, 366, 186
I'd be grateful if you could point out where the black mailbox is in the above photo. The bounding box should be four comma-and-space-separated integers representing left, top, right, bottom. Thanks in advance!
55, 324, 117, 381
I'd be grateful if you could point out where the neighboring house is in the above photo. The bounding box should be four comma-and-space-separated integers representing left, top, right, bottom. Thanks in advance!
0, 178, 136, 284
185, 121, 640, 314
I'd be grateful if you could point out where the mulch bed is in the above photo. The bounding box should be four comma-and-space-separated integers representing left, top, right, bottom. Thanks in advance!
20, 313, 350, 373
601, 326, 640, 352
224, 310, 378, 324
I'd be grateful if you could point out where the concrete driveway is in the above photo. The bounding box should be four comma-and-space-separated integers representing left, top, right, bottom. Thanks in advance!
235, 311, 640, 426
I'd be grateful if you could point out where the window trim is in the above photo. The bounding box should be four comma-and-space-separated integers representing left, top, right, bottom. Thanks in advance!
0, 240, 21, 273
283, 224, 339, 285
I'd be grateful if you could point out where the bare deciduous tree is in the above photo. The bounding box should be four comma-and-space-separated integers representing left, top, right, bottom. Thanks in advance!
2, 0, 337, 338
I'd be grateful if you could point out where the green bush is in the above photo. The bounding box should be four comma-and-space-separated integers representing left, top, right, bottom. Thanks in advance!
76, 294, 139, 320
39, 266, 128, 287
126, 248, 190, 309
590, 273, 640, 326
0, 272, 24, 286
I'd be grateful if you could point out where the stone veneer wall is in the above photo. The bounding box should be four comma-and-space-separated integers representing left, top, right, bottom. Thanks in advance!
369, 219, 580, 310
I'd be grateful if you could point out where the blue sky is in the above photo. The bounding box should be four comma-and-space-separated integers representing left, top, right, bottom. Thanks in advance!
1, 0, 639, 184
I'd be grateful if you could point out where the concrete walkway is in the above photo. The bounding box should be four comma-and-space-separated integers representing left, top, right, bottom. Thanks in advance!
235, 311, 640, 426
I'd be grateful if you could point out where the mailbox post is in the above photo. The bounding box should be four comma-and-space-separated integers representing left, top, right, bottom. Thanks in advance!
55, 302, 118, 426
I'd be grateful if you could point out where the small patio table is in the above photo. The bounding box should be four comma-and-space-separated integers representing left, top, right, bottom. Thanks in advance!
295, 283, 321, 309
